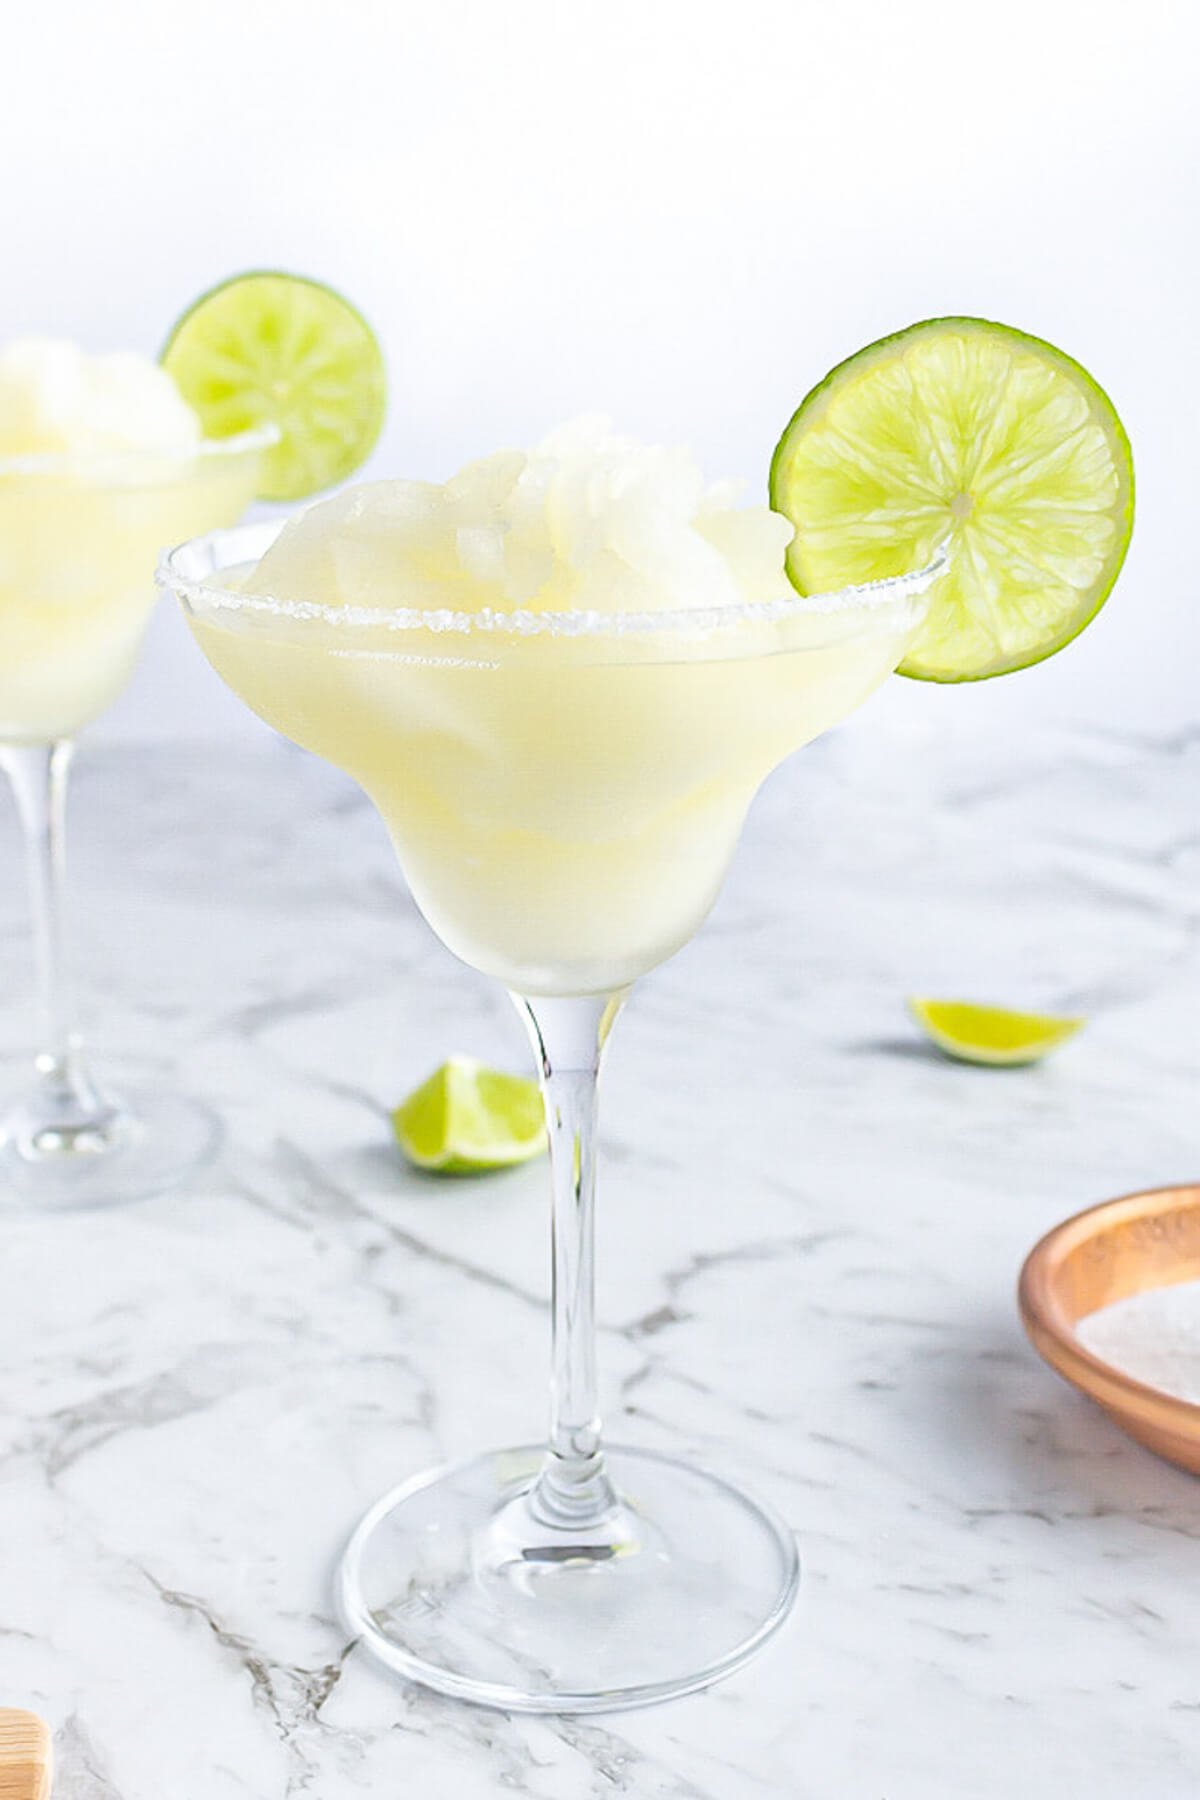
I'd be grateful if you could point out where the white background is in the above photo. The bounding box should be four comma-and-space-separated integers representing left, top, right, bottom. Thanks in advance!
2, 0, 1195, 743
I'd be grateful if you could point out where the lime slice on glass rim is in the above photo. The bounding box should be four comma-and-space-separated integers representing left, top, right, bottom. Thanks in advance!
392, 1057, 546, 1175
161, 271, 386, 501
908, 998, 1085, 1066
770, 317, 1134, 681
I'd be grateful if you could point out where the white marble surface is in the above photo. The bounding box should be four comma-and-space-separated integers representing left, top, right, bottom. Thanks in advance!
0, 718, 1197, 1798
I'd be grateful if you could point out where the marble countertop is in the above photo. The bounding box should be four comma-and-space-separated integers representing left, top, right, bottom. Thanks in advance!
0, 719, 1197, 1799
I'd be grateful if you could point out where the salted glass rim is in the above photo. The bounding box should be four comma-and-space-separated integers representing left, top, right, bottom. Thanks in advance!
0, 423, 279, 480
159, 518, 949, 640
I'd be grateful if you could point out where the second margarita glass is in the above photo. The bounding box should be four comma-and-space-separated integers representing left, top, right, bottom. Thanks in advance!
0, 429, 269, 1209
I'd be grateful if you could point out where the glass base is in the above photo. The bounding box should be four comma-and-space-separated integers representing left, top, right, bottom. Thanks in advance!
337, 1442, 800, 1713
0, 1086, 221, 1212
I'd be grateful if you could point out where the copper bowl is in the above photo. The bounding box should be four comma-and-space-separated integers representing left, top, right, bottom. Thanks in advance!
1019, 1181, 1200, 1474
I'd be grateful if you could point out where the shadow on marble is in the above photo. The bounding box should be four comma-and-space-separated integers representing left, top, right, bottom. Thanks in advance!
850, 1035, 956, 1066
329, 1138, 540, 1203
922, 1300, 1200, 1531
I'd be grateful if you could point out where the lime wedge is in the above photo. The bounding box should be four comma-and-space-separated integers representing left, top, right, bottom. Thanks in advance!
770, 318, 1133, 681
393, 1057, 546, 1174
161, 271, 386, 501
908, 998, 1085, 1066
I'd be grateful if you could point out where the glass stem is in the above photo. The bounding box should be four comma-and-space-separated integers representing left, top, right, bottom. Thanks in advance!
513, 989, 628, 1531
0, 741, 107, 1132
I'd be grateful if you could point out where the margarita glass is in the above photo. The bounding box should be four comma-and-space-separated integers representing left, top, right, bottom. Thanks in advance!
161, 496, 943, 1710
0, 432, 268, 1209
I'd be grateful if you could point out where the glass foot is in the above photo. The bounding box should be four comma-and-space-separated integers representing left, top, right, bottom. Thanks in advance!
337, 1442, 800, 1713
0, 1087, 221, 1212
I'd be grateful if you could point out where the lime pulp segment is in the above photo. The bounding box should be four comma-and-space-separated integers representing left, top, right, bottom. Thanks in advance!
770, 318, 1133, 681
161, 271, 386, 501
393, 1057, 546, 1174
